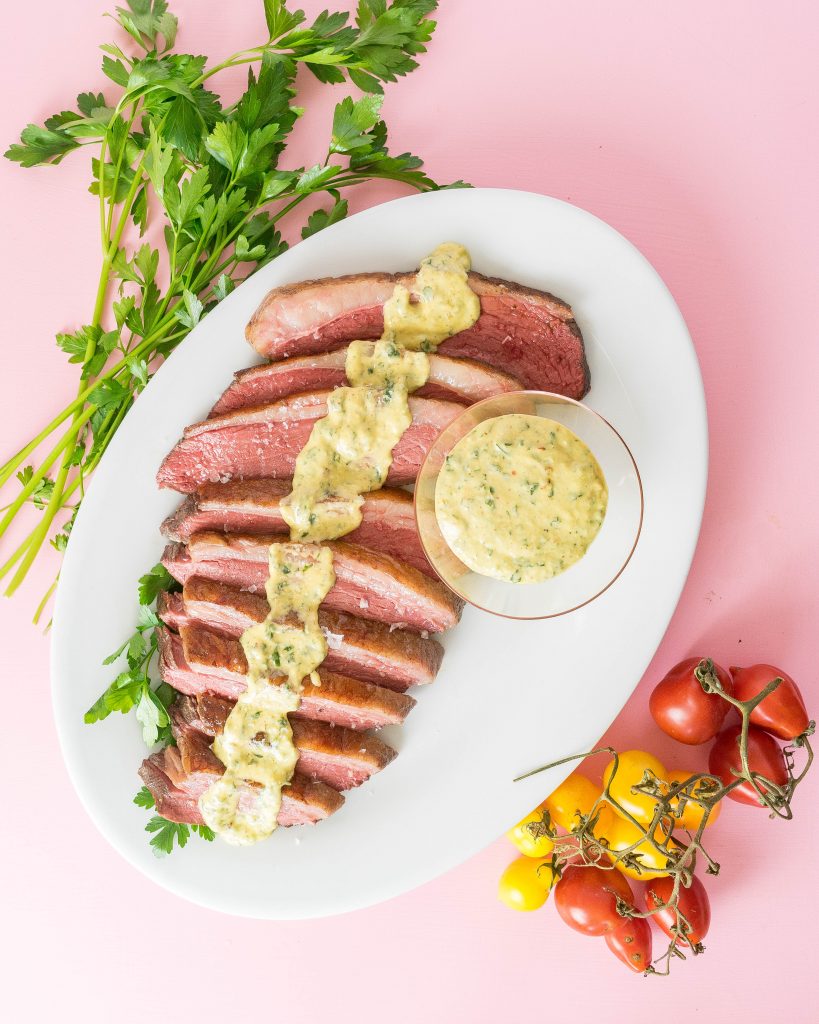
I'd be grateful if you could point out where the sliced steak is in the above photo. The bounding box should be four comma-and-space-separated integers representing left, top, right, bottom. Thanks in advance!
161, 481, 435, 578
159, 578, 444, 689
162, 534, 462, 633
159, 624, 417, 730
210, 348, 521, 415
156, 390, 462, 493
170, 701, 395, 791
245, 271, 589, 398
139, 748, 344, 827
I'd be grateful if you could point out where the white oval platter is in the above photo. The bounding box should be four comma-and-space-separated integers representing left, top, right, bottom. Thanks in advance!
51, 188, 707, 918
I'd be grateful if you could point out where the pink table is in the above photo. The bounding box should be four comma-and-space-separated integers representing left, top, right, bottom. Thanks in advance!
3, 2, 817, 1019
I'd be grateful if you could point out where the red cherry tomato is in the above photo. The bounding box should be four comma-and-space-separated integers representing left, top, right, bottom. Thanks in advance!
649, 657, 734, 744
708, 724, 788, 806
605, 914, 653, 973
645, 874, 711, 946
553, 865, 635, 936
730, 663, 810, 740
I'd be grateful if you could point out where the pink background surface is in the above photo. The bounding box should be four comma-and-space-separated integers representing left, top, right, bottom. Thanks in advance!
2, 2, 818, 1020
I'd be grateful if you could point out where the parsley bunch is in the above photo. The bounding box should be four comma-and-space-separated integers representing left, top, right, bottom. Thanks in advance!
92, 563, 218, 856
85, 562, 178, 745
1, 0, 460, 617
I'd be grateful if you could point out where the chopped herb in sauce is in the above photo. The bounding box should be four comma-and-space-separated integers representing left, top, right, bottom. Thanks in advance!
435, 414, 608, 583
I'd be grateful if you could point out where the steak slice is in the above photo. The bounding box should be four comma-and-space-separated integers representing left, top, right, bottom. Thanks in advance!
170, 701, 395, 791
161, 481, 435, 578
292, 718, 396, 789
158, 623, 417, 730
156, 390, 462, 493
159, 578, 444, 689
210, 348, 521, 415
139, 748, 343, 827
162, 534, 462, 633
245, 271, 589, 398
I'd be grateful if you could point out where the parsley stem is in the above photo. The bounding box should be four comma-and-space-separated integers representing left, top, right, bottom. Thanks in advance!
0, 420, 89, 589
33, 574, 59, 626
5, 508, 59, 594
0, 407, 94, 538
196, 50, 265, 84
1, 132, 148, 593
105, 106, 140, 239
0, 528, 40, 586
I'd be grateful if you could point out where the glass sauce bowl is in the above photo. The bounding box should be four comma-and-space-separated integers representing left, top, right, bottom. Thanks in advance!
414, 391, 643, 619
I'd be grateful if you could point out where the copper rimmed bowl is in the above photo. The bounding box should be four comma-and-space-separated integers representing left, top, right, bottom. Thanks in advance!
414, 391, 644, 620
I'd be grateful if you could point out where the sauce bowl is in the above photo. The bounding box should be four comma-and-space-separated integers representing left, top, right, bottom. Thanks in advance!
414, 391, 643, 619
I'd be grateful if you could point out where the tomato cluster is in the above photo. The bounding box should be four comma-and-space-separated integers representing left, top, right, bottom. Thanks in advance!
497, 659, 812, 975
651, 660, 808, 808
500, 766, 712, 971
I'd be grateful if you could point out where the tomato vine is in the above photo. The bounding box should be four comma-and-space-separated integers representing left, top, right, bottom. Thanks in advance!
515, 662, 815, 975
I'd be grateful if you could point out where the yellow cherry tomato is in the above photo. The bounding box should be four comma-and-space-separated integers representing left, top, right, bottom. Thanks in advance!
663, 770, 722, 832
498, 856, 556, 911
606, 816, 675, 880
602, 750, 667, 825
506, 804, 555, 858
544, 772, 617, 837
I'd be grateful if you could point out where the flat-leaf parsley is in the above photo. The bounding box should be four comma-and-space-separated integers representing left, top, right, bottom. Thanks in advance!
0, 0, 464, 613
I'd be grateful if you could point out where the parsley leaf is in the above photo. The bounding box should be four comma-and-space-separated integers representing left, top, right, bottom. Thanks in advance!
263, 0, 306, 40
114, 1, 179, 53
144, 817, 216, 856
138, 562, 175, 605
56, 325, 100, 365
16, 467, 56, 510
4, 123, 80, 167
134, 786, 156, 809
145, 815, 190, 856
330, 94, 383, 154
302, 197, 348, 239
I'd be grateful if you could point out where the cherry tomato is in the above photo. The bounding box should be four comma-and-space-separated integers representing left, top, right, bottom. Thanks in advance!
605, 914, 653, 973
645, 873, 711, 946
649, 657, 733, 744
708, 724, 788, 806
730, 663, 810, 740
606, 817, 675, 879
602, 750, 667, 825
553, 864, 635, 936
498, 856, 555, 911
545, 772, 616, 837
662, 769, 722, 832
506, 804, 555, 858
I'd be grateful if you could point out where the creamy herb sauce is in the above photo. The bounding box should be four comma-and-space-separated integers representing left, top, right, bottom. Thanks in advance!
435, 415, 608, 583
199, 544, 335, 845
280, 243, 481, 541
